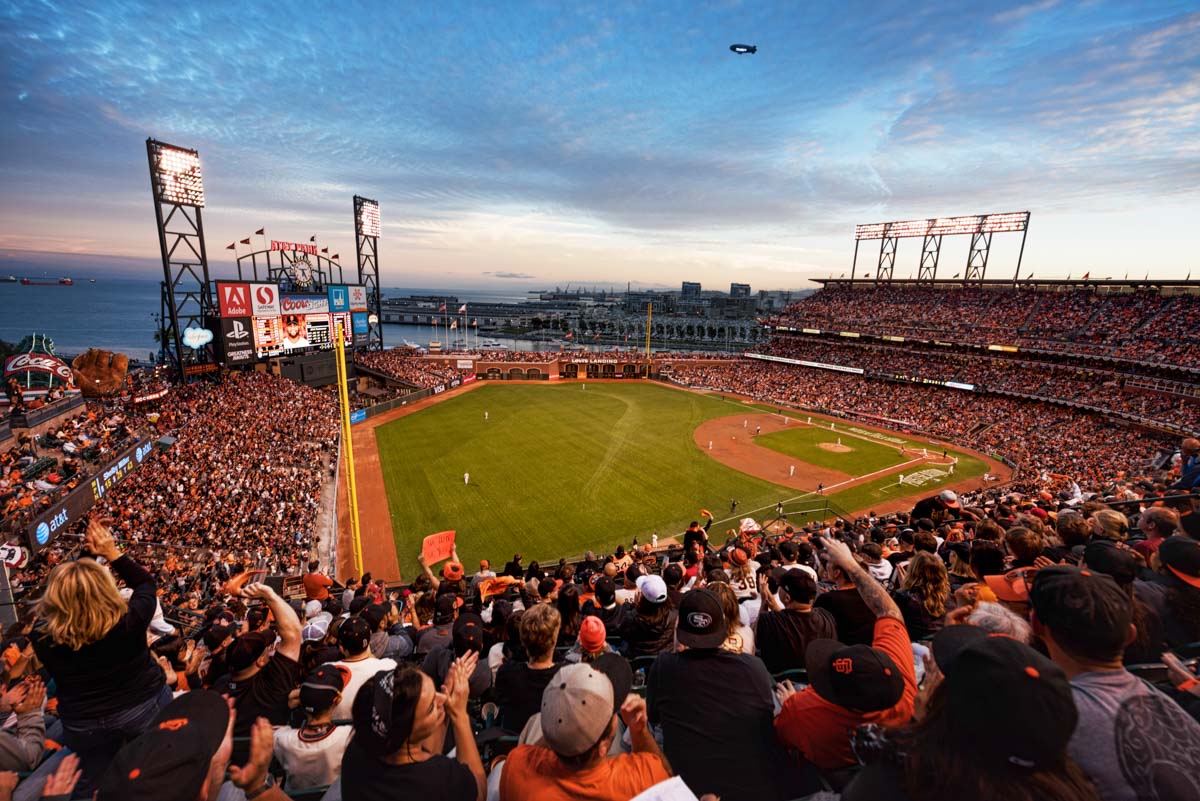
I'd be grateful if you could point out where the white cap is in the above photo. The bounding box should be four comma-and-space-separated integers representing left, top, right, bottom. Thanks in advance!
305, 600, 322, 619
636, 574, 668, 604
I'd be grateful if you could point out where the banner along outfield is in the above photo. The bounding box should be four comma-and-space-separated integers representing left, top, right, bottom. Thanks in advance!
337, 381, 1009, 581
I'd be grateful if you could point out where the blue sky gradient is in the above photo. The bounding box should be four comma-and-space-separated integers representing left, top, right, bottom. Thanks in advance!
1, 1, 1197, 289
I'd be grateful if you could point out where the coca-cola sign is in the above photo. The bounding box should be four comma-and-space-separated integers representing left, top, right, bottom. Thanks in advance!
5, 353, 73, 382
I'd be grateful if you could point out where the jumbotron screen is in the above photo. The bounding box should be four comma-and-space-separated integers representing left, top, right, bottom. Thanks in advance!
214, 281, 369, 365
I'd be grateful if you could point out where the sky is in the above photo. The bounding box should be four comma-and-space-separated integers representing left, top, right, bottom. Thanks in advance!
1, 1, 1198, 291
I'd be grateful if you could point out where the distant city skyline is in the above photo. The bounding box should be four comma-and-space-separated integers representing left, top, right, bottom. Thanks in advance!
2, 2, 1198, 290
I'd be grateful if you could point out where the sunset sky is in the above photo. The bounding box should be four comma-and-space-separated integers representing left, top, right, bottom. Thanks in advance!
1, 1, 1197, 290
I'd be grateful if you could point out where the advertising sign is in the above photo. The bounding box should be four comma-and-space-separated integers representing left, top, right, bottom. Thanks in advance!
349, 409, 367, 425
327, 285, 350, 313
280, 293, 329, 315
331, 312, 353, 345
25, 439, 155, 554
251, 283, 280, 317
352, 312, 369, 345
217, 282, 252, 317
220, 317, 256, 365
349, 285, 368, 310
4, 353, 74, 384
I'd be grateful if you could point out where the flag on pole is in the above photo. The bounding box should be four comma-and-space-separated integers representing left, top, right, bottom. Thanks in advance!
472, 319, 477, 326
1082, 272, 1090, 280
593, 333, 600, 340
321, 247, 329, 254
332, 254, 339, 260
240, 238, 251, 245
450, 321, 458, 330
255, 228, 265, 236
457, 304, 467, 314
438, 303, 447, 312
226, 243, 236, 250
565, 332, 574, 340
309, 235, 317, 242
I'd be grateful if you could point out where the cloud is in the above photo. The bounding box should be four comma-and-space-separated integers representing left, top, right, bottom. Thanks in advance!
482, 271, 536, 279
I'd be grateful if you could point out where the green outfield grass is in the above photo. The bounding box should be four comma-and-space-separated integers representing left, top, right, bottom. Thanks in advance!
375, 383, 988, 577
755, 425, 909, 475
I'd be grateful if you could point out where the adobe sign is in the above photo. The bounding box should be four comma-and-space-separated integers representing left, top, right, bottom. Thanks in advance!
217, 282, 252, 317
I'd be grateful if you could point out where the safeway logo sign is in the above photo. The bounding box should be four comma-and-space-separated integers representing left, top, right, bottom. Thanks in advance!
218, 282, 252, 317
227, 320, 250, 340
251, 283, 280, 317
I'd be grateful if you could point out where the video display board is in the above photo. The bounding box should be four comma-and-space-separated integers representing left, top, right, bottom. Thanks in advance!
214, 281, 367, 363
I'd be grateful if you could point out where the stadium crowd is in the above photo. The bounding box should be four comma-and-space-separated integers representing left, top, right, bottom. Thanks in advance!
356, 349, 473, 389
769, 285, 1200, 367
1, 458, 1197, 800
755, 337, 1198, 432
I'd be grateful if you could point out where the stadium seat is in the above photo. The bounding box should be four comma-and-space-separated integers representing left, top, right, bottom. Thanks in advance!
287, 785, 331, 801
772, 668, 809, 686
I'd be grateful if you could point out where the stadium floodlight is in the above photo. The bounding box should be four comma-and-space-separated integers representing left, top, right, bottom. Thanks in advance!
355, 196, 381, 238
147, 140, 206, 207
856, 212, 1028, 241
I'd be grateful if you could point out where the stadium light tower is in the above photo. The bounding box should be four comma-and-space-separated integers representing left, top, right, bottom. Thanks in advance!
146, 139, 214, 379
353, 196, 383, 351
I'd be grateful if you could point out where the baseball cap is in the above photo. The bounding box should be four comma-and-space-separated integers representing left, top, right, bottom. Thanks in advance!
338, 616, 372, 655
434, 594, 458, 624
305, 600, 323, 619
302, 619, 330, 641
624, 564, 642, 584
593, 576, 616, 606
943, 635, 1076, 769
442, 562, 464, 581
361, 603, 390, 632
778, 570, 818, 604
246, 606, 270, 630
590, 652, 633, 712
1029, 566, 1131, 661
1158, 536, 1200, 589
227, 631, 272, 673
984, 567, 1038, 603
636, 574, 668, 604
579, 615, 607, 653
806, 639, 905, 712
540, 663, 614, 757
453, 613, 484, 655
730, 548, 749, 566
939, 490, 960, 508
930, 624, 990, 675
676, 589, 725, 649
96, 690, 231, 801
300, 664, 350, 714
1082, 540, 1138, 586
662, 563, 683, 586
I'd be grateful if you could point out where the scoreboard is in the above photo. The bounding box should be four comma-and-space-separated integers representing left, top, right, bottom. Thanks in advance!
213, 281, 369, 366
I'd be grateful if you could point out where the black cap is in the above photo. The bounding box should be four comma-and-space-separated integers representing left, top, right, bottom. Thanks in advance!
778, 570, 818, 603
930, 625, 989, 675
227, 631, 272, 673
361, 603, 390, 632
676, 589, 725, 649
338, 616, 372, 655
1082, 540, 1137, 586
96, 690, 230, 801
246, 606, 270, 630
434, 594, 458, 624
662, 563, 683, 586
590, 652, 633, 715
202, 623, 234, 651
1159, 536, 1200, 589
300, 664, 350, 714
453, 613, 484, 655
594, 576, 616, 605
1029, 566, 1131, 662
806, 639, 905, 712
943, 635, 1076, 769
624, 564, 642, 583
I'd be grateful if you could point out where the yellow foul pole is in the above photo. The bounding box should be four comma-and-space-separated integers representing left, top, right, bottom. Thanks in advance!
644, 302, 652, 376
334, 321, 364, 577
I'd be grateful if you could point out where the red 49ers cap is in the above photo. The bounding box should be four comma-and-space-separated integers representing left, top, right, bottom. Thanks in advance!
805, 639, 905, 712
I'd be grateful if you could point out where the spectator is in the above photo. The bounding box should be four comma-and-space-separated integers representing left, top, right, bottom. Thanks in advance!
1142, 536, 1200, 648
892, 552, 950, 640
813, 549, 876, 646
31, 519, 172, 793
416, 595, 459, 656
341, 657, 486, 801
774, 537, 917, 771
499, 662, 671, 801
581, 576, 629, 633
564, 615, 614, 664
303, 559, 333, 602
1029, 565, 1200, 800
1082, 541, 1167, 664
755, 569, 836, 674
708, 580, 756, 655
0, 676, 46, 772
618, 575, 676, 657
329, 616, 398, 720
423, 613, 492, 698
841, 634, 1099, 801
470, 559, 497, 589
648, 589, 804, 801
1133, 507, 1179, 560
1091, 509, 1130, 543
273, 664, 354, 791
495, 604, 561, 733
216, 580, 304, 735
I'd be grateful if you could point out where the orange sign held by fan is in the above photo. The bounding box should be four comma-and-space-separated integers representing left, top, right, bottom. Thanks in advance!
421, 530, 457, 565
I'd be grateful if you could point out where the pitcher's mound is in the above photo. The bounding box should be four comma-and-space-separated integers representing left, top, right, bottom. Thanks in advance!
819, 442, 853, 453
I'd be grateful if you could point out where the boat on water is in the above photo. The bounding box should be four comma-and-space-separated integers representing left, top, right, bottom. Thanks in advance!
428, 340, 443, 353
88, 278, 96, 283
402, 339, 422, 349
481, 338, 503, 348
20, 277, 74, 286
0, 276, 16, 283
